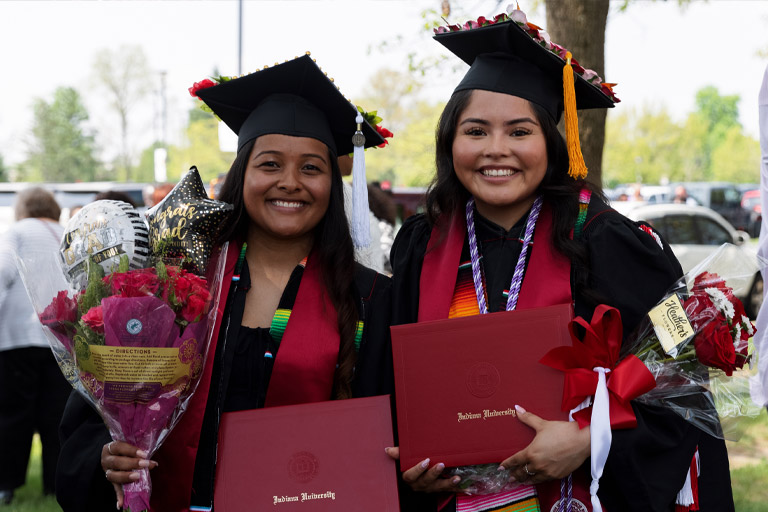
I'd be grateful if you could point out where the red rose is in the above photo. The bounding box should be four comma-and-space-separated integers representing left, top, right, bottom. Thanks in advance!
39, 290, 78, 333
570, 58, 585, 75
694, 321, 737, 375
375, 125, 393, 148
107, 269, 159, 298
692, 272, 728, 293
476, 16, 494, 26
683, 293, 719, 331
82, 306, 105, 334
188, 78, 216, 98
181, 294, 207, 324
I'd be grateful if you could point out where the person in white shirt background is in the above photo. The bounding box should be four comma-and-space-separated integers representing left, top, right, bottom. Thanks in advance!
0, 187, 71, 505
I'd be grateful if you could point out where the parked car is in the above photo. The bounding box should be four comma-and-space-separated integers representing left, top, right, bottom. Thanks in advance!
741, 188, 761, 237
614, 202, 763, 317
668, 182, 750, 232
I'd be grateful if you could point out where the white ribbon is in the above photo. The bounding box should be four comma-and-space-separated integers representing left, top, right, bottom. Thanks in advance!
589, 367, 612, 512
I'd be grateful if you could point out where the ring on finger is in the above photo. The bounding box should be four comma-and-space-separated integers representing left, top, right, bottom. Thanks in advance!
524, 463, 535, 477
105, 469, 111, 479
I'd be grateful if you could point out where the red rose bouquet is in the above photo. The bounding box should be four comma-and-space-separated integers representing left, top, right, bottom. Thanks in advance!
541, 244, 763, 510
25, 250, 228, 512
623, 245, 762, 440
17, 178, 232, 512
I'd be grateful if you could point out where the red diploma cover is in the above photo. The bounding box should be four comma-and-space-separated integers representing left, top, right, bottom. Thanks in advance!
213, 395, 399, 511
391, 303, 573, 469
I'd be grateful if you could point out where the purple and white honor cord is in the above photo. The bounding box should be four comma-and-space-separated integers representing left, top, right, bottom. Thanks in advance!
466, 195, 573, 509
465, 195, 543, 314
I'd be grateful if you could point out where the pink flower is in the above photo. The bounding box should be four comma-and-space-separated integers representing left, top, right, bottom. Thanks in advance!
507, 8, 527, 24
40, 290, 78, 334
82, 306, 105, 334
581, 69, 601, 84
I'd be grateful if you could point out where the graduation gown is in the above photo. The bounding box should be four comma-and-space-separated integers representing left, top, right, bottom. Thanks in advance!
389, 196, 734, 512
55, 247, 394, 512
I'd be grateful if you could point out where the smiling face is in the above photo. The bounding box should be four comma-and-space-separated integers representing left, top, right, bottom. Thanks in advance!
452, 89, 548, 230
243, 133, 332, 244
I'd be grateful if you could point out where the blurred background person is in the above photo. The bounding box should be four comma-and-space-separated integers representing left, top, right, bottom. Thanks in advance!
0, 187, 71, 505
672, 185, 697, 205
93, 190, 137, 207
754, 63, 768, 408
142, 183, 175, 209
367, 182, 397, 274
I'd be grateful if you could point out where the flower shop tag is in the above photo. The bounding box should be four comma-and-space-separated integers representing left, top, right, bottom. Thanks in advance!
649, 294, 695, 354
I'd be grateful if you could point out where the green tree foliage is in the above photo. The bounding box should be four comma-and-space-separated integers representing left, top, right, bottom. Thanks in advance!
604, 87, 760, 186
0, 154, 8, 182
693, 86, 742, 179
23, 86, 101, 182
167, 112, 235, 183
711, 125, 761, 183
364, 101, 445, 187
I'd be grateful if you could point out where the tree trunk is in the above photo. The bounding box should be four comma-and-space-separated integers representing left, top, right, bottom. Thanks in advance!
545, 0, 610, 188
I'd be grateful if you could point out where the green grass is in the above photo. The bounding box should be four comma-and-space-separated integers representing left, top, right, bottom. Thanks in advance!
2, 436, 61, 512
732, 460, 768, 511
4, 419, 768, 511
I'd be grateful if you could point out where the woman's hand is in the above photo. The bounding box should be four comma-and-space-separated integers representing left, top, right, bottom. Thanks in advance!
499, 405, 590, 485
101, 441, 158, 510
385, 447, 463, 493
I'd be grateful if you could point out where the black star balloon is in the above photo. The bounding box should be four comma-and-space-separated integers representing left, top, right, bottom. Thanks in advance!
146, 167, 233, 275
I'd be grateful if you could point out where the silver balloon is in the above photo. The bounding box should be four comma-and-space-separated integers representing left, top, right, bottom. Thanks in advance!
60, 200, 150, 288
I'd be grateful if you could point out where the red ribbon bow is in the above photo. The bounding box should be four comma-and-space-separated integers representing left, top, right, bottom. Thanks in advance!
540, 304, 656, 429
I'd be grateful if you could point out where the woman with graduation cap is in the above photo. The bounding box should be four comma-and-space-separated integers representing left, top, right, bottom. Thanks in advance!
56, 54, 396, 512
388, 8, 734, 512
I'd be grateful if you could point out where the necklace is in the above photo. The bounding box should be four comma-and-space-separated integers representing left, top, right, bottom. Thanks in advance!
464, 196, 543, 314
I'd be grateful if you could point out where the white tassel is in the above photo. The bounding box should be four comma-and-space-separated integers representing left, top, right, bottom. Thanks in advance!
675, 448, 700, 507
351, 113, 371, 248
676, 469, 694, 507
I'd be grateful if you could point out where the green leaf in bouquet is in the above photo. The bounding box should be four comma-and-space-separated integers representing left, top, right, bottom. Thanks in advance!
118, 254, 130, 273
156, 258, 168, 281
78, 258, 108, 316
74, 336, 91, 360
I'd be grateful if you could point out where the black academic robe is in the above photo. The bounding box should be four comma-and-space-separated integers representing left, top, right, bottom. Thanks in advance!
389, 196, 734, 512
56, 258, 394, 512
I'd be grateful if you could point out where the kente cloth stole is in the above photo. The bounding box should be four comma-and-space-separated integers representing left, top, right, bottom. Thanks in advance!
264, 251, 341, 407
420, 202, 592, 512
268, 259, 363, 351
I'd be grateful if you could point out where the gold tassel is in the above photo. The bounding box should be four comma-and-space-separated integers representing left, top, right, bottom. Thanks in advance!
563, 52, 588, 180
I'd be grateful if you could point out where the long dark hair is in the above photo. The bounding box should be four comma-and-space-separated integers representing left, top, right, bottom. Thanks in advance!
217, 138, 360, 399
427, 89, 603, 301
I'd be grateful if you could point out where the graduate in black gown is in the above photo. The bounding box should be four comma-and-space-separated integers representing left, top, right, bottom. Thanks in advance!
385, 9, 734, 512
56, 55, 395, 512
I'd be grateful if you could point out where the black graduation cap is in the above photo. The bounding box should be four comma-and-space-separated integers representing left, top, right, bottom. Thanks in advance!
195, 54, 384, 155
434, 19, 616, 123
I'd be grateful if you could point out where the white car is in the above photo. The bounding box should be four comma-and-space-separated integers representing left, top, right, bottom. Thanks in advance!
613, 202, 763, 317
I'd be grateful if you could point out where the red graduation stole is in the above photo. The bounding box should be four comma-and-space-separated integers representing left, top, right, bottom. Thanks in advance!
264, 251, 340, 407
149, 247, 340, 511
419, 203, 593, 512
